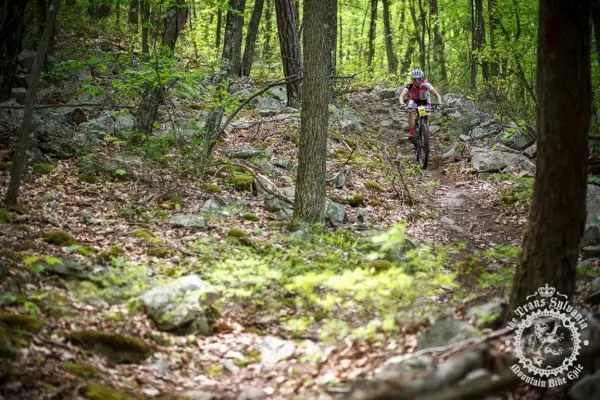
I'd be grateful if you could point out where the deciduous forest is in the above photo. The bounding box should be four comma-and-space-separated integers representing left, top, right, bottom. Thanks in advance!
1, 0, 600, 399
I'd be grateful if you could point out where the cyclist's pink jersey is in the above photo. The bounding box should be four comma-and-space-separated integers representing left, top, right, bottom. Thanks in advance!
405, 79, 433, 105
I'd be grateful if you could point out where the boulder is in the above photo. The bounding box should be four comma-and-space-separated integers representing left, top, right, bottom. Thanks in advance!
417, 317, 481, 350
379, 88, 399, 100
255, 336, 296, 366
170, 215, 207, 230
10, 88, 27, 105
500, 123, 535, 150
76, 153, 145, 181
221, 148, 270, 159
523, 143, 537, 158
581, 185, 600, 248
332, 107, 363, 133
375, 354, 436, 381
201, 196, 245, 216
470, 146, 528, 173
465, 298, 507, 328
18, 50, 36, 73
141, 274, 220, 334
325, 199, 347, 223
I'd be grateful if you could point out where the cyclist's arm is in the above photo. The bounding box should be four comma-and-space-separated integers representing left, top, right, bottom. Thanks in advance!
429, 87, 443, 104
399, 88, 409, 105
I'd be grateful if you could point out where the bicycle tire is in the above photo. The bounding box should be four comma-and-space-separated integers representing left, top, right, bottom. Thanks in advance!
413, 119, 421, 164
419, 121, 430, 169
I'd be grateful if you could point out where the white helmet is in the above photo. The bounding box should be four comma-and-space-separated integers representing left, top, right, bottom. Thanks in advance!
410, 69, 424, 79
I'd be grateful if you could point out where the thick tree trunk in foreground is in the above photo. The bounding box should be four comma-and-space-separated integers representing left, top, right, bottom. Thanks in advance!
0, 0, 29, 102
292, 0, 330, 227
5, 0, 60, 205
275, 0, 302, 105
241, 0, 264, 76
507, 0, 591, 315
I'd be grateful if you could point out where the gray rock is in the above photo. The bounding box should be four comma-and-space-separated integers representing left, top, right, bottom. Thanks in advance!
459, 134, 470, 141
524, 143, 537, 158
76, 153, 144, 180
465, 298, 507, 328
379, 88, 399, 100
265, 186, 295, 214
154, 358, 171, 375
582, 185, 600, 248
332, 108, 363, 133
63, 107, 87, 125
237, 387, 266, 400
113, 113, 135, 137
592, 277, 600, 294
325, 199, 347, 223
258, 109, 278, 117
290, 229, 309, 243
569, 370, 600, 400
501, 124, 535, 150
221, 148, 270, 159
253, 96, 284, 110
201, 196, 246, 216
273, 158, 293, 170
10, 88, 27, 104
380, 119, 394, 128
375, 354, 436, 381
356, 207, 372, 224
429, 125, 441, 134
18, 50, 36, 73
267, 87, 287, 102
417, 317, 481, 350
470, 119, 503, 139
170, 215, 207, 230
142, 274, 220, 334
178, 391, 223, 400
582, 245, 600, 260
470, 146, 527, 173
42, 259, 99, 281
256, 336, 296, 366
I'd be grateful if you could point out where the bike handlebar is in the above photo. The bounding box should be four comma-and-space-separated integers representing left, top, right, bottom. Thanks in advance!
400, 103, 444, 112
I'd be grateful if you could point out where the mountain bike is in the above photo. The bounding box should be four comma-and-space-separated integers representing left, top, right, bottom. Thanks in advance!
406, 103, 442, 169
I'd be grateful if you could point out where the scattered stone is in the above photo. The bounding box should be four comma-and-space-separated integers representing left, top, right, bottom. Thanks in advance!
256, 336, 296, 366
379, 88, 399, 100
76, 153, 144, 181
592, 277, 600, 294
582, 245, 600, 261
325, 199, 347, 223
201, 196, 246, 216
417, 317, 481, 350
501, 124, 535, 150
258, 109, 278, 117
237, 387, 267, 400
440, 216, 465, 234
221, 148, 271, 159
357, 207, 372, 224
375, 354, 436, 381
41, 259, 102, 281
524, 143, 537, 158
141, 274, 220, 334
470, 146, 528, 173
66, 331, 151, 363
252, 96, 284, 110
273, 158, 293, 170
170, 215, 207, 230
465, 298, 507, 328
429, 125, 441, 134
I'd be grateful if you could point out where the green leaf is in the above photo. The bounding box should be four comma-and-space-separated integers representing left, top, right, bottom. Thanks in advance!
32, 264, 45, 273
43, 256, 62, 265
115, 169, 127, 176
23, 256, 41, 265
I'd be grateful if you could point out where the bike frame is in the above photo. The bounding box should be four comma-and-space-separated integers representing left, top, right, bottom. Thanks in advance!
407, 104, 442, 169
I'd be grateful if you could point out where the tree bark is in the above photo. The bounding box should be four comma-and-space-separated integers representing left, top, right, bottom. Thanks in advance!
591, 0, 600, 71
262, 0, 272, 61
5, 0, 60, 205
66, 0, 76, 6
141, 0, 149, 55
382, 0, 396, 73
292, 0, 330, 227
326, 0, 337, 77
474, 0, 488, 80
469, 0, 476, 88
135, 0, 187, 135
338, 13, 343, 66
0, 0, 29, 102
507, 0, 591, 317
36, 0, 47, 38
488, 0, 499, 77
241, 0, 264, 76
408, 0, 424, 70
88, 0, 111, 18
128, 0, 139, 31
274, 0, 302, 105
430, 0, 446, 83
216, 9, 222, 49
226, 0, 246, 76
367, 0, 377, 71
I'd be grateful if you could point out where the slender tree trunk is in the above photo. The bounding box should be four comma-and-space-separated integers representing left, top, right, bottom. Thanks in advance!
591, 0, 600, 71
88, 0, 111, 18
417, 0, 425, 69
0, 0, 29, 102
216, 9, 222, 49
338, 13, 343, 66
135, 0, 188, 134
274, 0, 302, 104
66, 0, 76, 6
128, 0, 139, 31
204, 12, 212, 42
430, 0, 446, 83
408, 0, 423, 69
382, 0, 397, 73
367, 0, 377, 71
5, 0, 60, 205
141, 0, 149, 55
401, 31, 418, 72
400, 0, 405, 23
228, 0, 246, 76
474, 0, 488, 80
326, 0, 337, 77
507, 0, 591, 315
292, 0, 330, 227
36, 0, 47, 38
469, 0, 476, 88
241, 0, 264, 76
488, 0, 499, 77
263, 0, 272, 61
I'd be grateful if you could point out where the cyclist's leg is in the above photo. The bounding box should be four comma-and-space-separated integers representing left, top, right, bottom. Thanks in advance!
407, 100, 417, 136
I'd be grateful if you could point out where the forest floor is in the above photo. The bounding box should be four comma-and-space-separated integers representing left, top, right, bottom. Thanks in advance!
0, 83, 532, 399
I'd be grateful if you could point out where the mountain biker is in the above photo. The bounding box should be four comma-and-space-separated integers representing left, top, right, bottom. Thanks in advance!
399, 69, 443, 145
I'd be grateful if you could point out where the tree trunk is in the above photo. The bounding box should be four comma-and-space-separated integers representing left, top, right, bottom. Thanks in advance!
274, 0, 302, 105
226, 0, 246, 76
401, 30, 418, 73
338, 13, 343, 66
66, 0, 76, 6
292, 0, 330, 227
128, 0, 139, 31
382, 0, 396, 73
430, 0, 446, 83
241, 0, 264, 76
135, 0, 187, 135
591, 0, 600, 71
326, 0, 337, 77
88, 0, 111, 18
488, 0, 499, 77
36, 0, 47, 38
5, 0, 60, 205
216, 9, 222, 49
417, 0, 425, 69
262, 0, 272, 60
474, 0, 488, 80
141, 0, 149, 55
367, 0, 377, 71
0, 0, 29, 102
507, 0, 591, 316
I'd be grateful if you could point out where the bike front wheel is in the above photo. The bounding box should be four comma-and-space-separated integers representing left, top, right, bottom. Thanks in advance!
418, 123, 430, 169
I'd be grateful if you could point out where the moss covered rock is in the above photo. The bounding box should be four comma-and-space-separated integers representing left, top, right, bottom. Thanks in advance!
76, 153, 143, 182
0, 161, 12, 171
32, 163, 55, 174
96, 245, 125, 264
366, 260, 394, 272
363, 180, 385, 192
0, 208, 10, 223
0, 313, 45, 334
66, 331, 151, 363
65, 362, 100, 378
200, 183, 222, 194
243, 213, 259, 222
227, 174, 254, 191
33, 292, 72, 318
80, 383, 139, 400
42, 230, 77, 246
78, 173, 99, 183
161, 192, 184, 206
345, 194, 364, 207
147, 246, 175, 258
227, 228, 248, 238
131, 230, 165, 246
